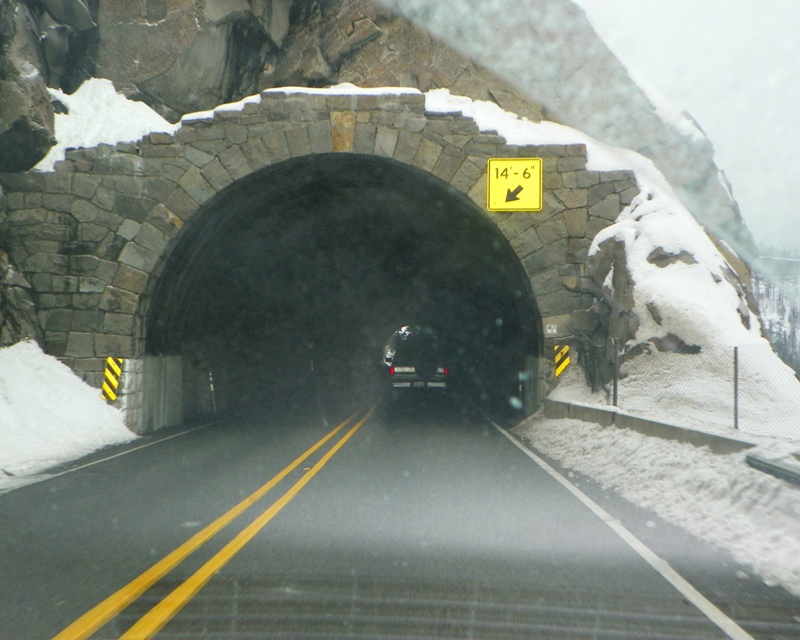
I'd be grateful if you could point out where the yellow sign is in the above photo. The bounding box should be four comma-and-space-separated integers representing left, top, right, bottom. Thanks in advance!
101, 356, 123, 402
486, 158, 543, 212
554, 344, 570, 378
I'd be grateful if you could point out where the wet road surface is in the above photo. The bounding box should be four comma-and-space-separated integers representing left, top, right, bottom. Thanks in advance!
1, 395, 799, 639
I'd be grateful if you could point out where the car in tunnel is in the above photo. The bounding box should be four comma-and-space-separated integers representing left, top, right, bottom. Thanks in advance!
383, 326, 449, 391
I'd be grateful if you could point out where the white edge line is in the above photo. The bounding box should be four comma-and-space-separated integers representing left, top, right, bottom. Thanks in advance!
53, 424, 212, 476
0, 423, 214, 495
25, 407, 267, 489
491, 421, 756, 640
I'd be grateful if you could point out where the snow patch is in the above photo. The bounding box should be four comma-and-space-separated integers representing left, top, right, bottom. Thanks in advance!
34, 78, 179, 172
0, 341, 136, 492
181, 93, 264, 124
265, 83, 421, 96
592, 189, 759, 348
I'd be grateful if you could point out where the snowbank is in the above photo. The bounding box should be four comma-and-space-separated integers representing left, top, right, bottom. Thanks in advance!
515, 416, 800, 597
0, 341, 136, 492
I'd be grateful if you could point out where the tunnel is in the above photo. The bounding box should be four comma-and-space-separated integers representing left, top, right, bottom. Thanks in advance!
143, 153, 544, 424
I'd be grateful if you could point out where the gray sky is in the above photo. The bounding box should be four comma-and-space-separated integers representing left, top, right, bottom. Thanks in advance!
574, 0, 800, 252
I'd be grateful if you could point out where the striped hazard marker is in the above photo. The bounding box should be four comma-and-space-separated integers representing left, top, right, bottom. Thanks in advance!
554, 344, 570, 378
101, 357, 124, 402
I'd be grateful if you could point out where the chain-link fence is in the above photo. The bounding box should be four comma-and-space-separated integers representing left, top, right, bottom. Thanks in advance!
610, 341, 800, 441
736, 342, 800, 438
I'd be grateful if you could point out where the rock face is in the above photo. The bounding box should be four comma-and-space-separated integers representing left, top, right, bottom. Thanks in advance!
94, 1, 281, 121
0, 0, 542, 169
91, 0, 540, 122
271, 0, 543, 121
0, 2, 56, 172
0, 185, 44, 346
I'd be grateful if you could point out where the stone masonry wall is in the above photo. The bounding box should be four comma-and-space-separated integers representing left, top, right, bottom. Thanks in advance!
0, 90, 637, 419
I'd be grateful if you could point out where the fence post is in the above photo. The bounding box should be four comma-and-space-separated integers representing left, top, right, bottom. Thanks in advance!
612, 338, 619, 407
733, 346, 739, 430
209, 369, 218, 414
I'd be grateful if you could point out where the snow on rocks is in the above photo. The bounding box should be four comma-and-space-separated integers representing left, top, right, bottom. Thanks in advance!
0, 341, 136, 492
584, 186, 800, 438
590, 187, 758, 349
34, 78, 179, 172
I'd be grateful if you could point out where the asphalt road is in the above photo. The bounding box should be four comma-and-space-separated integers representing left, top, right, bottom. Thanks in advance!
1, 394, 799, 639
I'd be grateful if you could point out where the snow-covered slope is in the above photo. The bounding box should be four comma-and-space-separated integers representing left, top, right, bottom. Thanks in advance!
584, 190, 800, 439
755, 268, 800, 376
0, 341, 135, 493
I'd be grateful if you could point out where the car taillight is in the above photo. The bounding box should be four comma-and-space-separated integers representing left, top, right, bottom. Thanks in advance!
443, 368, 449, 376
389, 367, 395, 375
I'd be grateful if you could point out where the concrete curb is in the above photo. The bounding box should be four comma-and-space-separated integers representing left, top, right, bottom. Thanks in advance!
543, 398, 756, 455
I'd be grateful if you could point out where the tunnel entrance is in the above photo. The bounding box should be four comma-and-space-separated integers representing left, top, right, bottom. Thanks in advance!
144, 154, 543, 424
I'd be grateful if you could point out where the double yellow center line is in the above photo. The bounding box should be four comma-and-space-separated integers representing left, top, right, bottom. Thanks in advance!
54, 404, 377, 640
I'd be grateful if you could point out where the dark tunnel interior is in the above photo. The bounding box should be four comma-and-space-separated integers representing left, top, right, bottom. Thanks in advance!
145, 154, 542, 421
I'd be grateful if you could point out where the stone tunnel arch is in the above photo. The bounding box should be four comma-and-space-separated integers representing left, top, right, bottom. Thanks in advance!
139, 152, 545, 428
0, 88, 636, 434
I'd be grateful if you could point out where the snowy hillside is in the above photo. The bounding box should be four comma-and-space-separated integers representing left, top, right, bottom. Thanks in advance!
754, 261, 800, 376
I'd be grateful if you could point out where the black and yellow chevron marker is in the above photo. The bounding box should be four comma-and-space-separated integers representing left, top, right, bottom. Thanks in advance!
101, 357, 124, 402
554, 344, 570, 378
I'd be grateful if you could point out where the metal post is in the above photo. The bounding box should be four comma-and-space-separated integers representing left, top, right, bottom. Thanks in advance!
209, 369, 218, 414
612, 338, 619, 407
733, 346, 739, 430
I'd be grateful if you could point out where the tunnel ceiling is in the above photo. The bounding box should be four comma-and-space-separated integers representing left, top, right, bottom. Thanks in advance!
146, 154, 541, 406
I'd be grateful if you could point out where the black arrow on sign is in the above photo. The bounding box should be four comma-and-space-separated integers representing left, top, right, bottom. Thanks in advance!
505, 185, 523, 202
